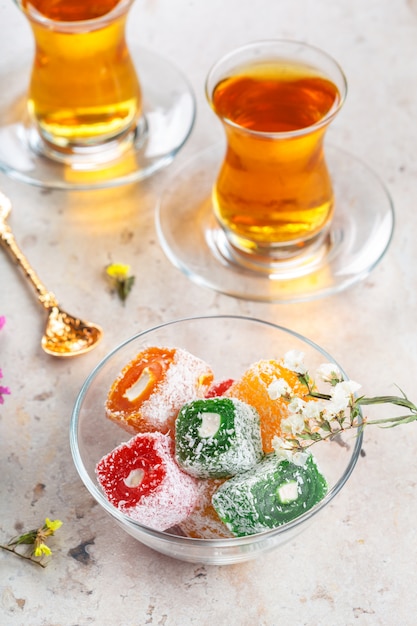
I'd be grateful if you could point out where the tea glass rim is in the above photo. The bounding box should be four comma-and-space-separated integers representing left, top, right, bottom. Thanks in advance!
13, 0, 135, 30
205, 38, 348, 140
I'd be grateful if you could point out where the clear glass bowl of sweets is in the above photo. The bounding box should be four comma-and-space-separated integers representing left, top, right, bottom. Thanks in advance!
70, 315, 363, 565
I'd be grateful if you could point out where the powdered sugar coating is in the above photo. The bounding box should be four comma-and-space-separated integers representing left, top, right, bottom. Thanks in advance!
96, 432, 200, 531
106, 347, 213, 435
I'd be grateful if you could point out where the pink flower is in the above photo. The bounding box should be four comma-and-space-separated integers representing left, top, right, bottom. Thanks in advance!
0, 316, 10, 403
0, 387, 10, 403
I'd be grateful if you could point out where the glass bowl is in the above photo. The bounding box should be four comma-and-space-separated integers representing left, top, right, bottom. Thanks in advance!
70, 315, 362, 565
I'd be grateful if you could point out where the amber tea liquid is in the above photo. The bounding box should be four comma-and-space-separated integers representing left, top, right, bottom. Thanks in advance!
21, 0, 142, 149
210, 59, 341, 253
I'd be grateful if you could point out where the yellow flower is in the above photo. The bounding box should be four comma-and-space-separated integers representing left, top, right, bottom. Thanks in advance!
32, 518, 63, 558
106, 263, 131, 280
1, 516, 63, 567
44, 518, 62, 534
34, 542, 52, 558
105, 263, 135, 303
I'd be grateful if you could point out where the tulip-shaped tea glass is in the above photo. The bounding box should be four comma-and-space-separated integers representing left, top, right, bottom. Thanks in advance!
208, 40, 346, 264
0, 0, 195, 189
156, 40, 394, 302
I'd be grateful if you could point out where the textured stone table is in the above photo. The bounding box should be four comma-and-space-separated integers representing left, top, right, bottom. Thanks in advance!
1, 0, 417, 624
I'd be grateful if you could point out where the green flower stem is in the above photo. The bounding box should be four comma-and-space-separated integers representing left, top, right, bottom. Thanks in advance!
356, 394, 417, 428
294, 382, 417, 449
308, 391, 332, 401
7, 531, 38, 546
0, 544, 46, 568
357, 395, 417, 411
364, 414, 417, 428
307, 388, 417, 429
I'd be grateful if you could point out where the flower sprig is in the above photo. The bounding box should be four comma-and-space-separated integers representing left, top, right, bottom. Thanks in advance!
105, 263, 135, 303
269, 350, 417, 459
0, 518, 62, 568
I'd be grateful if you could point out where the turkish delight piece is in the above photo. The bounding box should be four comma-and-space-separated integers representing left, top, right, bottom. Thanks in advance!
179, 479, 233, 539
212, 453, 328, 537
96, 432, 200, 531
175, 397, 263, 479
227, 359, 311, 453
106, 346, 214, 435
205, 379, 235, 398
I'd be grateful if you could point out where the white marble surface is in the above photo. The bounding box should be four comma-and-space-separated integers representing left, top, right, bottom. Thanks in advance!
1, 0, 417, 624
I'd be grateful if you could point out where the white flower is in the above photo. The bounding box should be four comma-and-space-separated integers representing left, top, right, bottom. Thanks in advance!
288, 396, 307, 414
320, 401, 340, 419
282, 350, 307, 374
330, 380, 362, 412
291, 451, 310, 467
272, 436, 293, 456
302, 400, 325, 420
272, 435, 292, 450
268, 377, 291, 400
272, 436, 296, 461
281, 412, 306, 436
272, 436, 309, 466
316, 362, 343, 384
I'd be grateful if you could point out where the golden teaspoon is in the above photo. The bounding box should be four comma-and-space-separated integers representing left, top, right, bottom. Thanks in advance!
0, 191, 103, 357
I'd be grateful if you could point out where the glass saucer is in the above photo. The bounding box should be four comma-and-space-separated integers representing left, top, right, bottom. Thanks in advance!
156, 143, 395, 303
0, 47, 196, 190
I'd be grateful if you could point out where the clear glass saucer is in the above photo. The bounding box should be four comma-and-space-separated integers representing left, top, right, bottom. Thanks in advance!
156, 143, 395, 303
0, 47, 196, 190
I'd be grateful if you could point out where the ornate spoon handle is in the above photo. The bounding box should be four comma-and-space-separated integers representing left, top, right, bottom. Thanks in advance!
0, 213, 59, 310
0, 190, 103, 357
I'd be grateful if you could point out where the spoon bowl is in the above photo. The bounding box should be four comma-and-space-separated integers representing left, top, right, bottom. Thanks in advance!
42, 306, 103, 357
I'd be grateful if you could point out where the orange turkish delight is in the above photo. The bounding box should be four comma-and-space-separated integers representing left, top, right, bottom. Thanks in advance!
180, 479, 233, 539
227, 359, 311, 453
106, 346, 213, 435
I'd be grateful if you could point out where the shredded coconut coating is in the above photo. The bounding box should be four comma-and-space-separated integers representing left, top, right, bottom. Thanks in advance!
141, 349, 213, 428
179, 479, 233, 539
228, 359, 311, 453
96, 432, 200, 531
106, 346, 213, 435
175, 397, 264, 478
212, 453, 328, 536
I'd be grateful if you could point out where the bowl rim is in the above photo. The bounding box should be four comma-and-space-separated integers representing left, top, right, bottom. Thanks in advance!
69, 314, 363, 545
